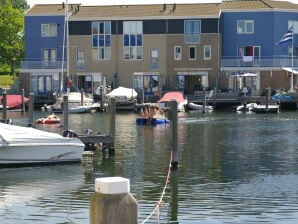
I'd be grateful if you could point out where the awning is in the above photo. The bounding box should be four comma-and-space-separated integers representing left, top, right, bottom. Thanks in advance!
282, 67, 298, 75
229, 71, 258, 77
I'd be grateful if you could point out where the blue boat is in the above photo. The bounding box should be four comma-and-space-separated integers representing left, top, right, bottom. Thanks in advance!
136, 117, 170, 125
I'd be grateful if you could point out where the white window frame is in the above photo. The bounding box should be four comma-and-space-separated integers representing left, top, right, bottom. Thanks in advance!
204, 45, 211, 60
174, 46, 182, 60
123, 21, 143, 60
189, 46, 196, 60
184, 20, 201, 43
237, 20, 254, 34
92, 21, 111, 61
41, 24, 57, 37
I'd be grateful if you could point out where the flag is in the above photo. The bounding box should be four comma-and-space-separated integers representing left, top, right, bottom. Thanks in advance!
275, 27, 293, 45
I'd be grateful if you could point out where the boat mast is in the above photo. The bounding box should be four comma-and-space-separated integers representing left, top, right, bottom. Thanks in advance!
291, 30, 294, 92
60, 1, 67, 93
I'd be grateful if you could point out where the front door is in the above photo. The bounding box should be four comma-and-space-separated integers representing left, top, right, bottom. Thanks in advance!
143, 75, 159, 95
37, 75, 52, 95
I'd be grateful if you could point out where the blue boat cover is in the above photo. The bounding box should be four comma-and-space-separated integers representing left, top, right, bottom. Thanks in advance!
136, 117, 170, 125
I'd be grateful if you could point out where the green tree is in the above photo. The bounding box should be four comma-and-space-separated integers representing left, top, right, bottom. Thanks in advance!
0, 0, 29, 11
0, 0, 24, 75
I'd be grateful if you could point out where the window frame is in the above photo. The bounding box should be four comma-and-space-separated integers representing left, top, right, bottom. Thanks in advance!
204, 45, 211, 60
237, 20, 254, 34
123, 21, 143, 60
189, 46, 196, 60
41, 24, 57, 37
174, 46, 182, 60
91, 21, 111, 61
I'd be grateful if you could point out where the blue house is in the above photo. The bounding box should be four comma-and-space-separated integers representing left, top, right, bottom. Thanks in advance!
220, 0, 298, 93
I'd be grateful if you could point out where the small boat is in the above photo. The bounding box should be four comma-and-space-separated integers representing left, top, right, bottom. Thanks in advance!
106, 86, 138, 110
0, 94, 29, 110
188, 102, 214, 112
157, 91, 188, 112
250, 104, 280, 113
136, 117, 170, 125
35, 114, 61, 124
236, 103, 257, 112
0, 123, 85, 167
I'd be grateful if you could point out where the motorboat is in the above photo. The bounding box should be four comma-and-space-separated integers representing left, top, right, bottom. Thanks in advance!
0, 94, 29, 110
236, 103, 257, 112
250, 104, 280, 113
157, 91, 188, 112
35, 114, 61, 125
0, 123, 85, 167
106, 86, 137, 110
188, 102, 214, 112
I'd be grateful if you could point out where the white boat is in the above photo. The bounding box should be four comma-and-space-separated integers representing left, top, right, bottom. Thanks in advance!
250, 104, 280, 113
236, 103, 258, 112
0, 123, 85, 167
106, 86, 138, 110
188, 102, 214, 112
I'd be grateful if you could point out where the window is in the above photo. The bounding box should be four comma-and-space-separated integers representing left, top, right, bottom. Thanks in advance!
42, 49, 56, 68
184, 20, 201, 43
123, 21, 143, 60
92, 21, 111, 60
174, 46, 182, 60
41, 24, 57, 37
237, 20, 254, 34
77, 50, 85, 70
189, 46, 196, 60
204, 45, 211, 60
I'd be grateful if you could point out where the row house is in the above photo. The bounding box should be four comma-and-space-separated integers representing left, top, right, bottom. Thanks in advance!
20, 1, 298, 105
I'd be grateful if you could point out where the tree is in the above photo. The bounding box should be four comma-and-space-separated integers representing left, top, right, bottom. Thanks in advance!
0, 0, 25, 75
0, 0, 29, 12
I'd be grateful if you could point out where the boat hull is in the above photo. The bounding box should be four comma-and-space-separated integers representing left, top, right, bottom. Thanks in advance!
136, 117, 170, 125
0, 140, 84, 167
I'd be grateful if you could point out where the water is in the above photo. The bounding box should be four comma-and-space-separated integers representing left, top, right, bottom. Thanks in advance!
1, 110, 298, 223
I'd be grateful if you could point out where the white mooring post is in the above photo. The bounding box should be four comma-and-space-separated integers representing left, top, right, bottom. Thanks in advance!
89, 177, 138, 224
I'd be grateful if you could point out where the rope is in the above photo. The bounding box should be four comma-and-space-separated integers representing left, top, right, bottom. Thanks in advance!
141, 151, 173, 224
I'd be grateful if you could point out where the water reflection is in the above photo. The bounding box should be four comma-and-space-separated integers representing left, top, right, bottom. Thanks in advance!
0, 110, 298, 223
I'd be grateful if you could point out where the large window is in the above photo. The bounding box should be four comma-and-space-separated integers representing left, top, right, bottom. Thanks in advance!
92, 21, 111, 60
237, 20, 254, 34
184, 20, 201, 43
41, 24, 57, 37
123, 21, 143, 60
42, 49, 56, 68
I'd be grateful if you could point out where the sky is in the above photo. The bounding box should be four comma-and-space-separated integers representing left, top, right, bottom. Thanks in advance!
26, 0, 298, 8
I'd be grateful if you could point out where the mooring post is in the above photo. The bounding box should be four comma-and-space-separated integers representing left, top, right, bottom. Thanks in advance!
265, 87, 270, 111
100, 86, 106, 111
170, 100, 178, 169
21, 89, 25, 113
81, 88, 84, 106
63, 95, 69, 130
89, 177, 138, 224
203, 88, 206, 113
28, 93, 34, 125
2, 92, 7, 121
107, 98, 116, 153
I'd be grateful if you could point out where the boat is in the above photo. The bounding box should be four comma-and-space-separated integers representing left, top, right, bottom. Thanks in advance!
250, 104, 280, 113
188, 102, 214, 112
136, 117, 170, 125
35, 114, 61, 124
157, 91, 188, 112
236, 103, 258, 112
106, 86, 138, 110
0, 123, 85, 167
0, 94, 29, 110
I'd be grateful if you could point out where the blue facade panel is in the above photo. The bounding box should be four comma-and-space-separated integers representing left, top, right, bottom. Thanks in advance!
24, 15, 65, 61
221, 11, 298, 58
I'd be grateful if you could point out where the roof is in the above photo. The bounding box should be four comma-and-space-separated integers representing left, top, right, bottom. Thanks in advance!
25, 1, 298, 19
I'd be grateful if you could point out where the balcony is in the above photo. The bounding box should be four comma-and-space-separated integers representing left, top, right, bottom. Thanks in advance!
221, 56, 298, 70
20, 60, 66, 70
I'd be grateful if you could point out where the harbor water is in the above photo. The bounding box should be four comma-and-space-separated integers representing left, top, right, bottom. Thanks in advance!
1, 110, 298, 223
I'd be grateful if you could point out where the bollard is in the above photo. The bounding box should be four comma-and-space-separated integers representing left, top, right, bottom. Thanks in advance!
89, 177, 138, 224
21, 89, 25, 112
108, 98, 116, 151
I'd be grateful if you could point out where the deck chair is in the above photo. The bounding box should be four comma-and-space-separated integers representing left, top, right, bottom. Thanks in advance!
205, 89, 214, 100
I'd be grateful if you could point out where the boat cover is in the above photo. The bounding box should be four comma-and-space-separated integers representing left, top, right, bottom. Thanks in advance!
106, 86, 138, 99
157, 91, 186, 103
0, 123, 83, 146
0, 94, 29, 109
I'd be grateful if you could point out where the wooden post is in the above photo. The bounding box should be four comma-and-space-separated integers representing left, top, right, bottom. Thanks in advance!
170, 100, 178, 169
203, 88, 206, 113
21, 89, 25, 112
28, 93, 34, 125
63, 95, 69, 130
2, 92, 7, 121
100, 86, 105, 111
80, 88, 84, 106
90, 177, 138, 224
265, 87, 271, 111
108, 98, 116, 152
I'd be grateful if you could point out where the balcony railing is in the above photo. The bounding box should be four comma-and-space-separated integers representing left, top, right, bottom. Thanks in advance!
221, 56, 298, 68
20, 60, 66, 70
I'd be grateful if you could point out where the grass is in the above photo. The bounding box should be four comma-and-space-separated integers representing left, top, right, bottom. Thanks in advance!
0, 75, 15, 88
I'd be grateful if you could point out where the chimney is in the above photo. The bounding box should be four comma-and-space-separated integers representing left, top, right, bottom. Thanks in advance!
77, 5, 80, 12
163, 3, 166, 11
173, 3, 176, 12
62, 2, 64, 8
